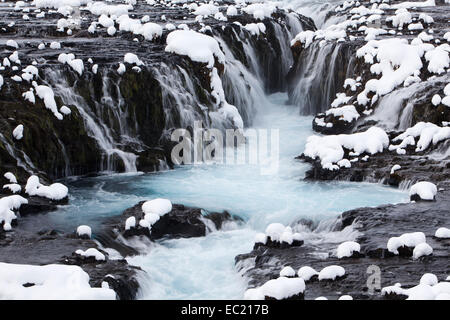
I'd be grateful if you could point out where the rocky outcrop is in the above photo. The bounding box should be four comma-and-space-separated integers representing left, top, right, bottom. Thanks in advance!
100, 202, 240, 244
0, 226, 140, 300
235, 181, 450, 300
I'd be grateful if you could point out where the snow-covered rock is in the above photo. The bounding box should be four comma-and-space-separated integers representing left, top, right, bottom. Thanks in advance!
76, 225, 92, 239
245, 277, 305, 300
0, 262, 115, 299
25, 175, 68, 201
336, 241, 361, 258
279, 266, 296, 278
409, 181, 437, 201
435, 227, 450, 239
413, 242, 433, 260
165, 30, 225, 68
297, 266, 319, 281
318, 265, 346, 281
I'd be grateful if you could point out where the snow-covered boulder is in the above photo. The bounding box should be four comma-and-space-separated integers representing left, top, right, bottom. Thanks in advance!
76, 225, 92, 239
435, 227, 450, 239
336, 241, 362, 259
409, 181, 437, 201
318, 265, 346, 281
0, 262, 115, 299
245, 277, 306, 300
279, 266, 296, 278
297, 266, 319, 281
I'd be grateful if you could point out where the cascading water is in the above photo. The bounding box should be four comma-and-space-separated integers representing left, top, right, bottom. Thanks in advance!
44, 69, 138, 172
35, 93, 409, 299
288, 41, 356, 115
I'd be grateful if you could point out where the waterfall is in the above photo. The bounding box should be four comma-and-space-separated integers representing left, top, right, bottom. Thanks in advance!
289, 41, 355, 115
44, 69, 138, 173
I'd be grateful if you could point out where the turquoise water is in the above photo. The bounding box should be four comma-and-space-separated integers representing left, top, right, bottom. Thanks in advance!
29, 93, 408, 299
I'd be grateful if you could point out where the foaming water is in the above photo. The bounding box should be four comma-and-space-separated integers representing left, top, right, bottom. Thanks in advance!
33, 93, 408, 299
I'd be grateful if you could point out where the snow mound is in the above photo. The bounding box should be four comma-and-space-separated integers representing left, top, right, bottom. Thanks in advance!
304, 127, 389, 170
76, 225, 91, 238
413, 242, 433, 260
75, 248, 106, 261
165, 30, 225, 68
4, 172, 17, 183
245, 277, 305, 300
318, 265, 345, 281
435, 227, 450, 239
387, 232, 426, 254
0, 262, 115, 299
0, 195, 28, 231
409, 181, 437, 201
297, 266, 319, 281
336, 241, 361, 258
141, 198, 172, 216
25, 175, 68, 201
12, 125, 23, 140
279, 266, 296, 277
393, 122, 450, 152
264, 223, 302, 245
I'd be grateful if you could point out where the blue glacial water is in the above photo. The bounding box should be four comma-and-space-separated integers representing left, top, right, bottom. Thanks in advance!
24, 93, 409, 299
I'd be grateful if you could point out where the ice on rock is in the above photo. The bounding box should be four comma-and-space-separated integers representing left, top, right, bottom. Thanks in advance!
76, 225, 92, 238
25, 175, 68, 201
409, 181, 437, 201
12, 125, 23, 140
280, 266, 296, 278
75, 248, 106, 261
297, 266, 319, 281
0, 262, 116, 299
165, 30, 225, 68
435, 227, 450, 239
336, 241, 361, 258
387, 232, 426, 254
413, 242, 433, 260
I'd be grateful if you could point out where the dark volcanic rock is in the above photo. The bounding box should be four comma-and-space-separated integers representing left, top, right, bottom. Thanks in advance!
101, 202, 240, 244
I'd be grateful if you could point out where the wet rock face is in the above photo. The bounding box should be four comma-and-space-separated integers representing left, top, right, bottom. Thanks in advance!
236, 182, 450, 300
101, 202, 239, 243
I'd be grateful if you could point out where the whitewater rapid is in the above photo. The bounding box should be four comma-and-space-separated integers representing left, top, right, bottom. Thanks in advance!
25, 93, 408, 299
